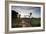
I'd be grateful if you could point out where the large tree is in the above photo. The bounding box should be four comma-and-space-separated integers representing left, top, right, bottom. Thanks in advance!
12, 10, 18, 28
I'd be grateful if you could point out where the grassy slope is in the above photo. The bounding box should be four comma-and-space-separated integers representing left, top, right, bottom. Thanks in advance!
31, 18, 41, 27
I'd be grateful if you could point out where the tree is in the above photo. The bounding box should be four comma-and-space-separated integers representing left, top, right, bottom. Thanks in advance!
12, 10, 18, 28
29, 13, 32, 18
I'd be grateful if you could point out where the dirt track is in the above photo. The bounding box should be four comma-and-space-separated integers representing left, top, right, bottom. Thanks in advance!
19, 18, 32, 27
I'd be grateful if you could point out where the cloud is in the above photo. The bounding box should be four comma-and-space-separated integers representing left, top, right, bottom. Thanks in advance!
11, 6, 41, 18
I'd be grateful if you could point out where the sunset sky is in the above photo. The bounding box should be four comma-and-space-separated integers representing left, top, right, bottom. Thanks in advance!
11, 6, 41, 18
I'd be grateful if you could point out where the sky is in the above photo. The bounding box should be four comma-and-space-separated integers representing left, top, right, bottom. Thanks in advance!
11, 6, 41, 18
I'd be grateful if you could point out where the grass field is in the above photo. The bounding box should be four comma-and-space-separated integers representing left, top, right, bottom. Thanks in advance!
31, 18, 41, 27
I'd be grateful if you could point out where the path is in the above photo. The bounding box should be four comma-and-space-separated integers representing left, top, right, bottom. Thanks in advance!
21, 19, 32, 27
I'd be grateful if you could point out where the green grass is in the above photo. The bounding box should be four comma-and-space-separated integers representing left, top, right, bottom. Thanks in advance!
31, 18, 41, 27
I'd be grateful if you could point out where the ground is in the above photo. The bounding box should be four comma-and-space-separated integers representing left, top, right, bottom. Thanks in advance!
12, 18, 41, 28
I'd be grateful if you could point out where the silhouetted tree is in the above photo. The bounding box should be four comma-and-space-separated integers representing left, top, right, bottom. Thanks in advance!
12, 10, 18, 28
29, 13, 32, 18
